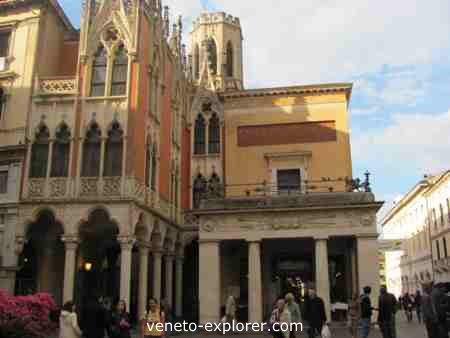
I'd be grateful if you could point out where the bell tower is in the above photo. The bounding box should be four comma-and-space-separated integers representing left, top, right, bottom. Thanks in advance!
190, 12, 244, 91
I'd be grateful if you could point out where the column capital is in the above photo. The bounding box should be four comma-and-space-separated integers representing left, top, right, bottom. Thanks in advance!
165, 253, 176, 261
314, 235, 330, 241
118, 236, 136, 251
61, 236, 80, 250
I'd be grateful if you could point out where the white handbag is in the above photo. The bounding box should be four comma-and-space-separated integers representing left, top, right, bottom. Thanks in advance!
321, 324, 331, 338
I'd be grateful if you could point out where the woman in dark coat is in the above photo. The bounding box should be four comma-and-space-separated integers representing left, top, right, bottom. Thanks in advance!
81, 297, 107, 338
109, 300, 131, 338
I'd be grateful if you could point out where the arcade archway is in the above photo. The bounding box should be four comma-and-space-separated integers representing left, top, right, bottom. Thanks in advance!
15, 210, 65, 305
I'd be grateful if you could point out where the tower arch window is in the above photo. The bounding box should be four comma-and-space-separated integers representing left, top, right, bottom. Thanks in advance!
90, 46, 108, 97
193, 174, 207, 209
208, 113, 220, 154
81, 122, 101, 177
194, 44, 200, 80
111, 44, 128, 96
51, 123, 71, 177
145, 141, 151, 188
226, 41, 233, 77
150, 143, 158, 191
103, 120, 123, 177
194, 114, 206, 155
29, 124, 50, 178
206, 38, 218, 75
208, 172, 222, 198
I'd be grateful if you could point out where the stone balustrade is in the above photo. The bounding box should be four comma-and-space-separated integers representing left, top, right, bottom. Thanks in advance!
24, 176, 176, 222
38, 77, 77, 95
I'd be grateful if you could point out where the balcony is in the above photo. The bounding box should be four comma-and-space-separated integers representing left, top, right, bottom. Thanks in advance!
197, 177, 376, 211
24, 176, 175, 222
37, 76, 77, 96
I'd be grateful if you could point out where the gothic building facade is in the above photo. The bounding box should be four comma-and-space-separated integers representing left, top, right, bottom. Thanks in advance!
1, 0, 383, 324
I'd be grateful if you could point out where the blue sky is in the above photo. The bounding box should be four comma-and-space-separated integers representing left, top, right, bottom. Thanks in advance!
59, 0, 450, 215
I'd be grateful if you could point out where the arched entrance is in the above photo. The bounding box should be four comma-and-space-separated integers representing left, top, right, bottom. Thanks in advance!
75, 208, 120, 308
15, 210, 65, 305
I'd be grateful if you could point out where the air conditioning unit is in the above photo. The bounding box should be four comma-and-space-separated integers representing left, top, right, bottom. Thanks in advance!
0, 57, 6, 72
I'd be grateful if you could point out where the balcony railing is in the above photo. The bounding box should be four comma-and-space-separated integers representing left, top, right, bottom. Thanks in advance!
24, 176, 175, 222
196, 176, 374, 210
37, 76, 77, 95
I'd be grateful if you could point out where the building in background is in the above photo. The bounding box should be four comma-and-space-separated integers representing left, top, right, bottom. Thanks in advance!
381, 171, 450, 295
3, 0, 383, 324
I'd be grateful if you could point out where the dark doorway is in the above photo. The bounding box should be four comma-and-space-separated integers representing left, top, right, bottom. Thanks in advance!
76, 209, 120, 310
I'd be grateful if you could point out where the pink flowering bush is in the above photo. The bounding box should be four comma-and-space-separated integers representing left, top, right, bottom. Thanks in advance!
0, 289, 58, 338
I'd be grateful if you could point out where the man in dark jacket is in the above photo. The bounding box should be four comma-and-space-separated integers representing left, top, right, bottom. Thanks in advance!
81, 297, 107, 338
360, 286, 373, 338
422, 283, 439, 338
378, 286, 395, 338
431, 283, 449, 338
304, 287, 327, 338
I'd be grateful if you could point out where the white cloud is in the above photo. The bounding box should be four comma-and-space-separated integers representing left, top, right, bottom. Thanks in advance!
352, 109, 450, 174
165, 0, 450, 88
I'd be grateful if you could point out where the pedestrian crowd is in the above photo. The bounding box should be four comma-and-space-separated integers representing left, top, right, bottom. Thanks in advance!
57, 296, 171, 338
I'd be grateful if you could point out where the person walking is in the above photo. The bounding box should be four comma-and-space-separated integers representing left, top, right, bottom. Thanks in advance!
359, 286, 373, 338
285, 293, 301, 338
402, 293, 413, 322
304, 286, 327, 338
387, 289, 398, 338
109, 300, 131, 338
270, 298, 291, 338
225, 295, 237, 324
415, 290, 422, 323
141, 298, 165, 338
82, 297, 107, 338
59, 301, 82, 338
431, 283, 449, 338
378, 286, 395, 338
422, 283, 439, 338
348, 293, 361, 338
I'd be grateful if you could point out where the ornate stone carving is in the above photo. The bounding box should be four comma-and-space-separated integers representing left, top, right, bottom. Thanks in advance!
103, 177, 122, 196
28, 179, 45, 198
39, 77, 76, 95
80, 177, 100, 196
201, 223, 215, 232
49, 178, 68, 198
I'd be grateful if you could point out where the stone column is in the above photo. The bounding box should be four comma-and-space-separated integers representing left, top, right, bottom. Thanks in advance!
164, 254, 175, 307
199, 240, 221, 324
138, 244, 150, 319
62, 237, 79, 303
357, 236, 380, 320
175, 254, 184, 318
152, 250, 163, 302
248, 240, 263, 323
119, 237, 134, 311
315, 237, 331, 319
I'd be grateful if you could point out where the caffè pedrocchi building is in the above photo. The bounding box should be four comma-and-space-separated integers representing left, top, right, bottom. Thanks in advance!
0, 0, 383, 324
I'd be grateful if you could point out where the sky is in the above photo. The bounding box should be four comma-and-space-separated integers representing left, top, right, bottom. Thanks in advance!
58, 0, 450, 218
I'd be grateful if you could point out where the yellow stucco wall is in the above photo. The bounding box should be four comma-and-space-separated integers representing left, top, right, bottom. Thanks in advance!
0, 7, 42, 146
223, 91, 352, 192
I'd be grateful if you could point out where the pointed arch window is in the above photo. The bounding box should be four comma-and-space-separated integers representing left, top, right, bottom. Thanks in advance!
150, 75, 159, 118
51, 123, 71, 177
208, 173, 222, 198
194, 44, 200, 80
226, 41, 233, 77
0, 87, 5, 121
111, 44, 128, 96
194, 114, 206, 155
29, 124, 50, 178
206, 38, 217, 75
82, 122, 101, 177
103, 121, 123, 177
150, 143, 158, 191
145, 142, 151, 188
193, 174, 207, 209
208, 113, 220, 154
91, 46, 108, 97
